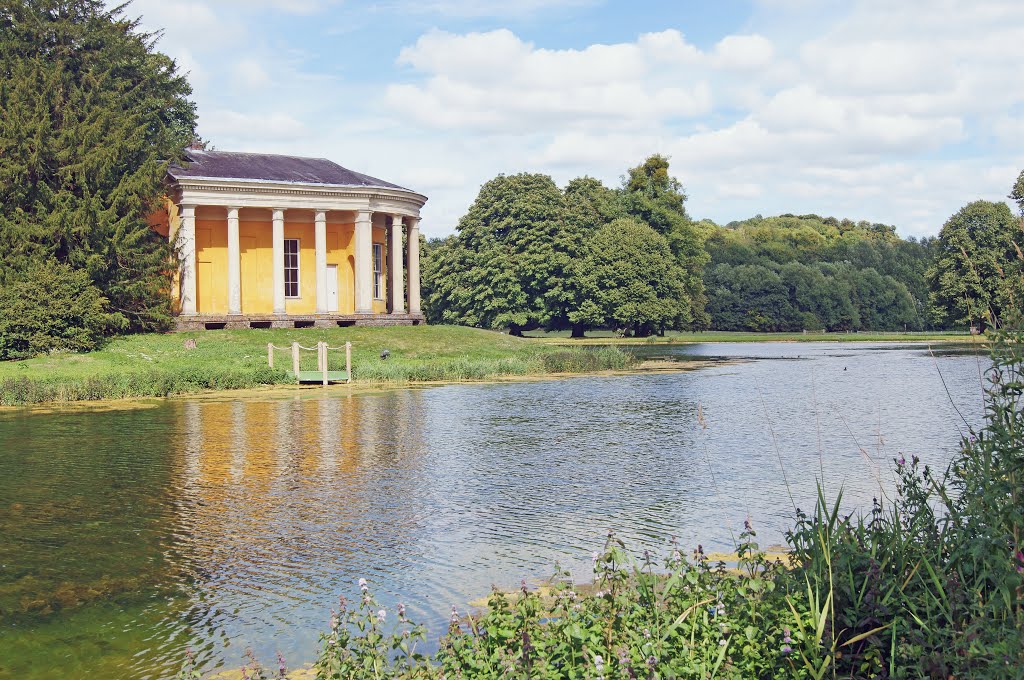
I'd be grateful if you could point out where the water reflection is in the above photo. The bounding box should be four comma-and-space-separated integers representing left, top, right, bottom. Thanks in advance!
0, 343, 989, 679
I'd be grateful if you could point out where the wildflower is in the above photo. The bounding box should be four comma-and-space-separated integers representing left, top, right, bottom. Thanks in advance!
450, 605, 460, 625
744, 519, 753, 532
594, 654, 605, 671
719, 639, 727, 647
329, 611, 339, 629
896, 454, 906, 466
1015, 550, 1024, 574
592, 551, 600, 563
358, 578, 368, 592
647, 655, 657, 668
397, 602, 407, 620
716, 604, 726, 616
781, 644, 793, 655
277, 652, 287, 677
644, 628, 652, 639
783, 628, 792, 644
377, 609, 386, 623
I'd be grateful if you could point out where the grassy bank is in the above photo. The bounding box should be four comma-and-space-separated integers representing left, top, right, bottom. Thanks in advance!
526, 329, 978, 344
0, 326, 635, 406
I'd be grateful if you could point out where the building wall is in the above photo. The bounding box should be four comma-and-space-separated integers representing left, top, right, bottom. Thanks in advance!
151, 205, 391, 316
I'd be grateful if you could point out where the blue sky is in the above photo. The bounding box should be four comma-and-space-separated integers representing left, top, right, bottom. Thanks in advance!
123, 0, 1024, 238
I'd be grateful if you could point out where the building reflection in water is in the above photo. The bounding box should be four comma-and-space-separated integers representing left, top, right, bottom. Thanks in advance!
171, 391, 428, 666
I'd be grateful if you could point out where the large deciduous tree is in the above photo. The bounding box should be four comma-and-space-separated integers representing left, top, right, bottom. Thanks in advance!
0, 0, 197, 342
584, 218, 689, 335
927, 200, 1022, 329
422, 173, 569, 335
620, 155, 710, 329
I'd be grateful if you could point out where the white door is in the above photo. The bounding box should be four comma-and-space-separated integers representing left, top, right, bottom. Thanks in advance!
326, 265, 339, 312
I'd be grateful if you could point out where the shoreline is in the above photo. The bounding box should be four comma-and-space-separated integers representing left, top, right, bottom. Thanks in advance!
0, 358, 731, 414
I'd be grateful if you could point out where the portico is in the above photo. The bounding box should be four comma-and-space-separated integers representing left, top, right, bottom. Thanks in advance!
151, 150, 427, 330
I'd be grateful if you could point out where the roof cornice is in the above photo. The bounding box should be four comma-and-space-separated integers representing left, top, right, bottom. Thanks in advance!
173, 176, 428, 212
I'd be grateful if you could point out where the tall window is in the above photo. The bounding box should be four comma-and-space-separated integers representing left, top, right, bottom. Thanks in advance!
373, 243, 383, 299
284, 238, 300, 298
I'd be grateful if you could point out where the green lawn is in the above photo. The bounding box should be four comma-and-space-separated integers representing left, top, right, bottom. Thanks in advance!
0, 326, 633, 406
524, 328, 979, 344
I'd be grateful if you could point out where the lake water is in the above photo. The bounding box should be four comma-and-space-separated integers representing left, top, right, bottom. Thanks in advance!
0, 342, 989, 679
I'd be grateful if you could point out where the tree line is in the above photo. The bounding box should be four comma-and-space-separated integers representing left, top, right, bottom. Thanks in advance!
423, 161, 1024, 336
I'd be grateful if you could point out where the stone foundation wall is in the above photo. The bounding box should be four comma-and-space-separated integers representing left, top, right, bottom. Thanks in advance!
174, 314, 424, 331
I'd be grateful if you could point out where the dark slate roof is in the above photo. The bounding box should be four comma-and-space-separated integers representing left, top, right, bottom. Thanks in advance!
168, 149, 411, 191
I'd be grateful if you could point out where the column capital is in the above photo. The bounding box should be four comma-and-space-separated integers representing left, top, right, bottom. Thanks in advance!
180, 203, 197, 216
392, 214, 405, 227
226, 206, 240, 218
314, 209, 327, 221
272, 208, 287, 218
355, 209, 373, 222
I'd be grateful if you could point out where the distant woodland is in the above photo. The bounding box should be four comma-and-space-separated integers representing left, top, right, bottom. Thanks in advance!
422, 159, 1024, 336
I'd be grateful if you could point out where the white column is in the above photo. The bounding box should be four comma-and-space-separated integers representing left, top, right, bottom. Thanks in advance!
227, 207, 241, 315
315, 210, 328, 314
354, 209, 373, 314
272, 208, 286, 314
389, 215, 405, 314
407, 217, 421, 315
179, 204, 197, 315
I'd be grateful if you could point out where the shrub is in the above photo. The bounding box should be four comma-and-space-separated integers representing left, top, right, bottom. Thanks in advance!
0, 262, 126, 360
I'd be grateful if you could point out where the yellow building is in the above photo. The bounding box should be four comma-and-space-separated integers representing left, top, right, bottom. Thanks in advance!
151, 150, 427, 329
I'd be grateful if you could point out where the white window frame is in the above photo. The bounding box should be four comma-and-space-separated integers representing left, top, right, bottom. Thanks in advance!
373, 242, 384, 300
284, 238, 301, 298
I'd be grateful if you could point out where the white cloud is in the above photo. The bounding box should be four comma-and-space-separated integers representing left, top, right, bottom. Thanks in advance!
201, 111, 311, 144
390, 29, 715, 132
233, 59, 272, 89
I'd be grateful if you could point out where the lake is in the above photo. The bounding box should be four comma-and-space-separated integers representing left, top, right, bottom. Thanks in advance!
0, 342, 988, 679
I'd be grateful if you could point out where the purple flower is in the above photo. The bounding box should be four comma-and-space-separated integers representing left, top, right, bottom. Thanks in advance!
896, 454, 906, 466
358, 578, 368, 592
397, 602, 407, 619
450, 605, 460, 625
376, 609, 386, 623
277, 652, 287, 676
781, 644, 793, 655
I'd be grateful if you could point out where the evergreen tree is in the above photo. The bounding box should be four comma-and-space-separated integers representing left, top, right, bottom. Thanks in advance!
0, 0, 197, 340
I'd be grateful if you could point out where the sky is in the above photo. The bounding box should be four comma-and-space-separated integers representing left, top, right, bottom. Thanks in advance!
119, 0, 1024, 239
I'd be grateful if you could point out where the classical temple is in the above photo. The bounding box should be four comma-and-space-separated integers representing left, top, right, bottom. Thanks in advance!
149, 149, 427, 330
